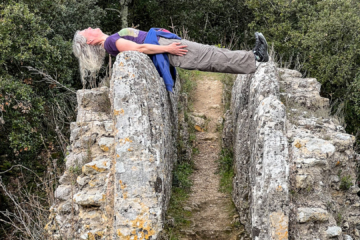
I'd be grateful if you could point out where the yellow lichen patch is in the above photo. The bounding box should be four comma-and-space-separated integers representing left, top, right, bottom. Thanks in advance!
294, 142, 302, 149
79, 209, 102, 219
89, 180, 96, 187
128, 147, 134, 152
116, 229, 131, 240
123, 191, 128, 199
336, 161, 341, 166
84, 225, 91, 230
100, 145, 110, 152
270, 211, 288, 240
116, 154, 120, 158
119, 138, 133, 145
95, 231, 104, 238
89, 164, 106, 172
88, 232, 96, 240
119, 62, 124, 67
130, 216, 156, 240
101, 194, 106, 202
114, 109, 125, 116
149, 157, 154, 163
277, 185, 283, 192
119, 180, 126, 189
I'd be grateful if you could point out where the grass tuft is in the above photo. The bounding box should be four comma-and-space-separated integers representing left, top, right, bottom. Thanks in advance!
217, 149, 234, 194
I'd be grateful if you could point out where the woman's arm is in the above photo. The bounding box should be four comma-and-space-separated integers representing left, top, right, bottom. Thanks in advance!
115, 38, 188, 56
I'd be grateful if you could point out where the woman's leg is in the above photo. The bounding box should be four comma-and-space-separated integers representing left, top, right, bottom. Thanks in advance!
158, 38, 256, 74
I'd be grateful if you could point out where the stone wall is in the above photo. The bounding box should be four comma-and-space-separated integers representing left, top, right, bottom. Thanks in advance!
225, 62, 360, 239
46, 51, 180, 239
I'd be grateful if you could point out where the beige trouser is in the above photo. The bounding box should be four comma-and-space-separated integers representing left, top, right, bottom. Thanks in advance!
158, 38, 256, 74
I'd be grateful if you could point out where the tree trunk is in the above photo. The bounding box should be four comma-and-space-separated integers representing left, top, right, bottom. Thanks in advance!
120, 0, 132, 29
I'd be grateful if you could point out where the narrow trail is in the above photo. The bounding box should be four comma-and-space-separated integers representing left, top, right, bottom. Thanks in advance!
180, 74, 239, 240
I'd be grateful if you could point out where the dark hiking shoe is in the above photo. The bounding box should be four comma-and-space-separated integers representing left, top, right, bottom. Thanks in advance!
253, 32, 269, 62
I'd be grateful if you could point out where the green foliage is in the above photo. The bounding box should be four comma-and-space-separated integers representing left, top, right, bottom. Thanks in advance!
129, 0, 252, 47
165, 161, 193, 239
340, 175, 353, 191
0, 76, 44, 156
246, 0, 360, 141
217, 149, 234, 194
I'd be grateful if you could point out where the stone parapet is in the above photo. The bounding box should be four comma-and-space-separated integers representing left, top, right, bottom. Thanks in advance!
111, 52, 179, 239
46, 51, 179, 239
225, 63, 360, 239
225, 62, 290, 239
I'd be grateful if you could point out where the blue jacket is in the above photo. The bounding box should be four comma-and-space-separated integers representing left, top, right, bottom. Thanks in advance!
144, 28, 181, 92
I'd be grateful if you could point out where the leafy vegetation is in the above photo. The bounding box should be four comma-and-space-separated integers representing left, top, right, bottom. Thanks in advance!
246, 0, 360, 140
340, 175, 354, 191
1, 0, 360, 238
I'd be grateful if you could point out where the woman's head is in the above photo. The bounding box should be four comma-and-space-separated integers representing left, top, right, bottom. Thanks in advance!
72, 28, 106, 87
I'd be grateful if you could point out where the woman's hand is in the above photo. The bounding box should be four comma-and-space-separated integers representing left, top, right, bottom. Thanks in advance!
167, 42, 188, 56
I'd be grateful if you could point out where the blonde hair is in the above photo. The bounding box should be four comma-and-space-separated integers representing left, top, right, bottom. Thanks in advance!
72, 30, 106, 88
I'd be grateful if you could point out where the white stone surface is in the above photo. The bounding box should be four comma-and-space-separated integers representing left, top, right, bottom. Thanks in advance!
325, 226, 342, 237
98, 137, 114, 152
82, 158, 110, 175
297, 208, 330, 223
54, 185, 72, 201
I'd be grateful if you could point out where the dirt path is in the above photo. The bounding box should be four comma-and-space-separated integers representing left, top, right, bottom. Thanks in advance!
180, 73, 239, 240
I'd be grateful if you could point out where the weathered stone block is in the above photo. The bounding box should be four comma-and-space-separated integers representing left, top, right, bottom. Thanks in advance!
325, 226, 342, 238
297, 208, 330, 223
54, 185, 72, 201
82, 158, 110, 175
73, 189, 106, 206
98, 137, 114, 152
111, 51, 179, 239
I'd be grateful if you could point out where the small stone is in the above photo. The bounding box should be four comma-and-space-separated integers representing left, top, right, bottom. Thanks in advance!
330, 175, 340, 183
54, 185, 72, 201
297, 208, 330, 223
73, 189, 105, 206
209, 104, 220, 109
65, 152, 87, 170
183, 207, 192, 211
295, 174, 308, 189
82, 158, 111, 175
197, 133, 218, 141
77, 176, 90, 186
98, 137, 114, 152
59, 171, 73, 185
188, 114, 205, 128
344, 234, 353, 240
104, 121, 114, 132
325, 226, 342, 237
59, 201, 78, 213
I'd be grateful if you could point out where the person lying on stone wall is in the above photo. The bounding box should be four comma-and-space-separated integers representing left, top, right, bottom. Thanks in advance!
72, 27, 268, 91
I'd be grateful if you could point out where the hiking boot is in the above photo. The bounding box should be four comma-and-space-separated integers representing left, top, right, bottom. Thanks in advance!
253, 32, 269, 62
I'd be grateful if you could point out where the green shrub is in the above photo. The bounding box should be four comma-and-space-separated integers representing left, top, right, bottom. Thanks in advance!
340, 175, 353, 191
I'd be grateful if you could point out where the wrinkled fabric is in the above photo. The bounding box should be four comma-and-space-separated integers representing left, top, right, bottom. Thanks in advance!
144, 28, 181, 92
159, 38, 256, 74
